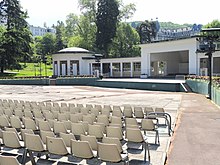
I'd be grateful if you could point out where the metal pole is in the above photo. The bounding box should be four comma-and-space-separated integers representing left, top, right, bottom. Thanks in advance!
208, 52, 212, 99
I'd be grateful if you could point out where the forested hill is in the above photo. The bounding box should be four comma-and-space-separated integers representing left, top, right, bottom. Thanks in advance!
159, 22, 194, 29
129, 21, 195, 30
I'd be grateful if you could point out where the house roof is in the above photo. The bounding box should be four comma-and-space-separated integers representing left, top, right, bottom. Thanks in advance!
55, 47, 94, 54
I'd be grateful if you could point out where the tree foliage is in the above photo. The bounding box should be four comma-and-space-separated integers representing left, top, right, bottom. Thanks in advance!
109, 22, 140, 57
34, 33, 56, 63
137, 20, 159, 43
0, 0, 33, 72
55, 21, 66, 52
95, 0, 120, 57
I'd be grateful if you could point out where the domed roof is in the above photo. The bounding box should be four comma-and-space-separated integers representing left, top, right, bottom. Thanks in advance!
57, 47, 93, 54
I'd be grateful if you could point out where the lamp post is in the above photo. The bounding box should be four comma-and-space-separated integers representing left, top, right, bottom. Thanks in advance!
196, 28, 220, 100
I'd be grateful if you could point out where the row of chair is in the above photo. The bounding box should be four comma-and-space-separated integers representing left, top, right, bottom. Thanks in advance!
0, 127, 150, 164
0, 99, 164, 119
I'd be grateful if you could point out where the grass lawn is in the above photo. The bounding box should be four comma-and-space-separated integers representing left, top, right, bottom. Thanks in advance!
3, 63, 53, 77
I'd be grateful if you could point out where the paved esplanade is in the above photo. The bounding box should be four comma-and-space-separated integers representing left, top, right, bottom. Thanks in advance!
167, 93, 220, 165
0, 85, 219, 165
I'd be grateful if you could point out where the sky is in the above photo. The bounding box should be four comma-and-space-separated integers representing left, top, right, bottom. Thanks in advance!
20, 0, 220, 27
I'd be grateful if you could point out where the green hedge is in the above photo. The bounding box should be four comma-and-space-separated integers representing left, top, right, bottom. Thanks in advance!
0, 79, 49, 85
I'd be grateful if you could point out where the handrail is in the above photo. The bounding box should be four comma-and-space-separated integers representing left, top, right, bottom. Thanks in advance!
148, 112, 173, 136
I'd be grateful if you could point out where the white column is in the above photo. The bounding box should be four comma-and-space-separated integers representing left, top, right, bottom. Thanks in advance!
110, 63, 113, 77
57, 61, 60, 76
67, 60, 71, 76
90, 63, 93, 75
130, 62, 133, 77
100, 63, 103, 75
141, 53, 151, 76
189, 49, 197, 74
120, 62, 123, 77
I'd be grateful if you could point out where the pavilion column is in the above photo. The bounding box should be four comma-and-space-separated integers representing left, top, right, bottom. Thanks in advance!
57, 61, 60, 76
110, 63, 113, 77
120, 62, 123, 77
100, 63, 103, 75
90, 63, 93, 75
130, 62, 133, 77
67, 60, 71, 76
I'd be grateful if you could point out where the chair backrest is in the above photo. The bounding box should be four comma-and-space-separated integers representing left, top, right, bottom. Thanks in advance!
39, 120, 52, 132
71, 140, 94, 158
101, 108, 110, 117
83, 115, 94, 125
20, 129, 34, 141
80, 107, 90, 115
113, 106, 121, 112
97, 115, 109, 126
3, 131, 22, 148
4, 127, 20, 139
58, 113, 67, 121
0, 155, 20, 165
90, 107, 100, 117
112, 109, 123, 118
86, 104, 93, 109
46, 136, 69, 155
144, 107, 154, 115
94, 105, 102, 111
24, 111, 33, 119
23, 118, 38, 131
123, 107, 133, 118
80, 134, 98, 151
40, 130, 55, 144
14, 110, 23, 119
134, 107, 144, 118
88, 124, 103, 139
71, 123, 86, 136
59, 132, 76, 147
25, 133, 45, 151
126, 128, 144, 143
10, 116, 22, 129
106, 126, 123, 140
102, 136, 123, 153
44, 112, 55, 120
110, 116, 123, 127
33, 111, 44, 119
0, 115, 10, 128
98, 142, 122, 163
54, 121, 68, 134
141, 119, 155, 131
125, 118, 138, 126
70, 107, 80, 114
155, 107, 165, 113
76, 104, 84, 108
70, 114, 80, 123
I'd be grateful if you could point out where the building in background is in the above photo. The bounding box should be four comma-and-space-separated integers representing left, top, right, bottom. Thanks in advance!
29, 25, 56, 37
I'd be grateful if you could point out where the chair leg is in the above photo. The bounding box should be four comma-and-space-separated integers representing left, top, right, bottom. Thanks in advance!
157, 130, 160, 144
28, 150, 36, 165
144, 142, 150, 163
22, 148, 28, 165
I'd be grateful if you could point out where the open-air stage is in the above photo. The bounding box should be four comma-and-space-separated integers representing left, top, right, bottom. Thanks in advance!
95, 78, 188, 92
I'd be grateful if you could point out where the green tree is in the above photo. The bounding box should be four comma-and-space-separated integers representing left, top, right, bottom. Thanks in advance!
34, 33, 56, 64
65, 13, 79, 38
55, 21, 66, 52
109, 22, 140, 58
96, 0, 119, 57
65, 14, 96, 50
0, 0, 33, 73
118, 1, 136, 22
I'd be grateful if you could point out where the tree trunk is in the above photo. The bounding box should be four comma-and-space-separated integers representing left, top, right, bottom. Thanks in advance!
0, 66, 3, 73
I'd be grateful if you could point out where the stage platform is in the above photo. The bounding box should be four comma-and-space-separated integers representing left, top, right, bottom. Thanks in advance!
94, 78, 188, 92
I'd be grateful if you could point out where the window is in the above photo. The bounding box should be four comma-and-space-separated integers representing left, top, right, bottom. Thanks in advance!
133, 62, 141, 71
